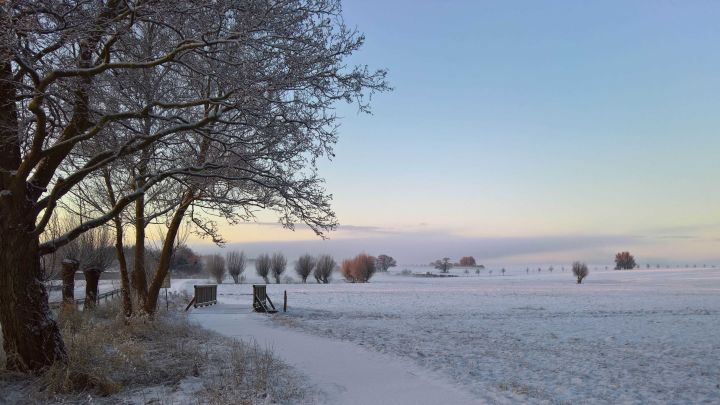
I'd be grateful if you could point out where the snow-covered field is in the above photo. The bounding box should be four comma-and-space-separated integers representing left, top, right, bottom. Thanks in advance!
177, 267, 720, 404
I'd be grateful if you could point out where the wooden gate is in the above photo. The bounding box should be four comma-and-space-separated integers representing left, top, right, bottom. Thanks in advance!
193, 284, 218, 308
252, 285, 277, 313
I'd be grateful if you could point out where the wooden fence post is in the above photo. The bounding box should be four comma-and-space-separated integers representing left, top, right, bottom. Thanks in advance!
283, 290, 287, 312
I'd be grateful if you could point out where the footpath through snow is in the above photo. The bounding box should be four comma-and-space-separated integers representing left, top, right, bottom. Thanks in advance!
189, 303, 479, 405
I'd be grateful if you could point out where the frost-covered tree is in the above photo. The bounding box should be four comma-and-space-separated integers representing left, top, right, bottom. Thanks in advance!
314, 255, 335, 284
433, 258, 452, 273
376, 254, 397, 272
459, 256, 476, 267
206, 255, 226, 284
614, 252, 636, 270
0, 0, 388, 371
271, 253, 287, 284
341, 254, 376, 283
255, 254, 271, 284
226, 251, 246, 284
572, 262, 589, 284
295, 254, 316, 283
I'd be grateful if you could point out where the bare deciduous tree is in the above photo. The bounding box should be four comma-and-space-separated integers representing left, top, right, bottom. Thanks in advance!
226, 251, 246, 284
0, 0, 388, 372
271, 253, 287, 284
255, 254, 271, 284
376, 254, 397, 272
572, 262, 589, 284
314, 255, 335, 284
341, 254, 376, 283
433, 258, 452, 273
295, 254, 316, 283
206, 255, 226, 284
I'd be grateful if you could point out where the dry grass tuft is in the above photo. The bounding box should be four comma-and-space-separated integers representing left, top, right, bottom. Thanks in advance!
1, 292, 313, 404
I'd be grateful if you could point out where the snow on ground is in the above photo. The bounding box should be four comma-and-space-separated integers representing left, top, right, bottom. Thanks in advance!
191, 305, 477, 405
176, 267, 720, 404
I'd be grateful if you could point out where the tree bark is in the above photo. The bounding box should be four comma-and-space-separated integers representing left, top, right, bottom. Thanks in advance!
0, 51, 66, 372
143, 195, 193, 314
61, 260, 79, 305
103, 170, 132, 317
131, 191, 148, 311
83, 269, 102, 310
0, 224, 67, 372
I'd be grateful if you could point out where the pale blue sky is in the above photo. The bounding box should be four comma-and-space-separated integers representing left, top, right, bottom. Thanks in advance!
212, 1, 720, 264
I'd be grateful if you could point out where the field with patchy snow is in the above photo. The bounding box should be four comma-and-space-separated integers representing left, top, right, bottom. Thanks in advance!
179, 266, 720, 404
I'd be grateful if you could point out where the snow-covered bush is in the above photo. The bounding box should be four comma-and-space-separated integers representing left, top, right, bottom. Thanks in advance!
206, 254, 226, 284
572, 261, 589, 284
341, 254, 377, 283
255, 254, 271, 283
314, 255, 335, 284
295, 254, 316, 283
271, 253, 287, 283
226, 251, 246, 284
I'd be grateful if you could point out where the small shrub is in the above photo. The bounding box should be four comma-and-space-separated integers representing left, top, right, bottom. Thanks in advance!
205, 254, 226, 283
295, 254, 316, 283
400, 269, 413, 276
314, 255, 335, 284
572, 261, 589, 284
255, 254, 271, 283
340, 253, 377, 283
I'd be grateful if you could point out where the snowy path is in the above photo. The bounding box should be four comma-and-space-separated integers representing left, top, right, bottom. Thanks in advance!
190, 304, 480, 405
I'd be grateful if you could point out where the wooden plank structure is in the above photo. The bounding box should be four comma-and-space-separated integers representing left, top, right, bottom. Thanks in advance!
193, 284, 218, 308
253, 285, 277, 313
49, 288, 121, 310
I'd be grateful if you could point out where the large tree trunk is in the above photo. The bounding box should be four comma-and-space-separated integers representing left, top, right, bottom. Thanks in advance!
83, 269, 102, 310
61, 260, 79, 305
114, 222, 133, 317
131, 191, 148, 311
0, 55, 66, 372
144, 195, 193, 315
0, 223, 67, 372
103, 170, 132, 317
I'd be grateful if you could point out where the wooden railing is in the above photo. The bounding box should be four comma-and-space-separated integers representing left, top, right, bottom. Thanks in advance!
49, 288, 122, 310
193, 285, 217, 308
252, 285, 277, 313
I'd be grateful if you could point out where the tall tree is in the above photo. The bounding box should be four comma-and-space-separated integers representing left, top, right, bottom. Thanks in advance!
0, 0, 388, 372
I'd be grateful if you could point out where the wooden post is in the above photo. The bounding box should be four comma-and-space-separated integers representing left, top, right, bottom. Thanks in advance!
283, 290, 287, 312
